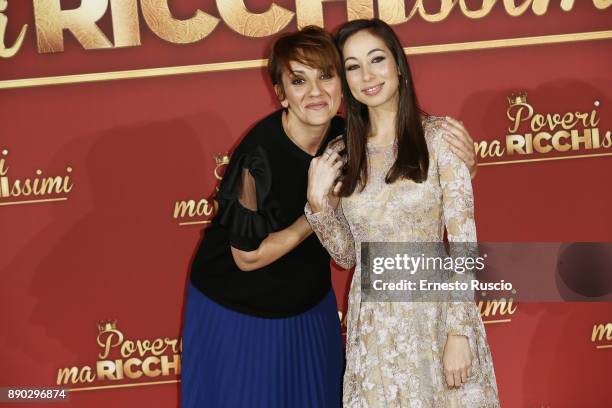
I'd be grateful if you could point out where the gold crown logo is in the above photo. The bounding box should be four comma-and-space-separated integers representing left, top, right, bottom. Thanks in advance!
214, 152, 230, 181
214, 153, 230, 167
507, 92, 528, 107
97, 319, 118, 333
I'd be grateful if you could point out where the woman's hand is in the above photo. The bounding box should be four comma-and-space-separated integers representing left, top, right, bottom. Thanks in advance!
441, 117, 478, 179
307, 148, 344, 213
442, 334, 472, 388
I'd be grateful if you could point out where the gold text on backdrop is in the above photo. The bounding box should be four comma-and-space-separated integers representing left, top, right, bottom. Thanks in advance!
57, 320, 182, 387
0, 0, 27, 57
478, 297, 517, 324
3, 0, 605, 55
174, 153, 227, 226
592, 323, 612, 349
475, 94, 612, 163
0, 149, 73, 207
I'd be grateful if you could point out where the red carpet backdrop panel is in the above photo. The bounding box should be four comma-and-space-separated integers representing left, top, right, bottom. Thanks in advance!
0, 1, 611, 407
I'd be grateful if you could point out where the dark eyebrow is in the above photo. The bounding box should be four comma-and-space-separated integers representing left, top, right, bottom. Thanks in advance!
344, 48, 385, 63
368, 48, 385, 55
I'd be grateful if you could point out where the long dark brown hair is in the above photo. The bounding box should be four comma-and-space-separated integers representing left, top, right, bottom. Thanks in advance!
335, 19, 429, 196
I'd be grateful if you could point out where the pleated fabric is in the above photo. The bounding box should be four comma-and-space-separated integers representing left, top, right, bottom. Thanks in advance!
181, 282, 344, 408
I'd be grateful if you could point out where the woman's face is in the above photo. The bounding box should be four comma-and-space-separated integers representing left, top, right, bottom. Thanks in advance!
342, 30, 400, 110
278, 60, 342, 127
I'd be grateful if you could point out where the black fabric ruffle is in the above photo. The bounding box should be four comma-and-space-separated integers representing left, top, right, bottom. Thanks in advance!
216, 145, 281, 251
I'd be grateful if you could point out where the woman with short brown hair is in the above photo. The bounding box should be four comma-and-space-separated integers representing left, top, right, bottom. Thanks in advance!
182, 26, 346, 408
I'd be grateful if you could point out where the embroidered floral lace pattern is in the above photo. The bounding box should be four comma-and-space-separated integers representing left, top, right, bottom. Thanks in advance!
306, 118, 500, 407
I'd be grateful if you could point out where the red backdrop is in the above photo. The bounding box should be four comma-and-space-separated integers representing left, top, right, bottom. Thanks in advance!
1, 1, 611, 407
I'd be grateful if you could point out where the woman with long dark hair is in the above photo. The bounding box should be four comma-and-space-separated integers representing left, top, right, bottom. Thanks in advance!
306, 19, 500, 407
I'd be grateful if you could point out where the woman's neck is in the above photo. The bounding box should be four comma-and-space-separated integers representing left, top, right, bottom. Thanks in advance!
367, 104, 397, 146
283, 109, 330, 155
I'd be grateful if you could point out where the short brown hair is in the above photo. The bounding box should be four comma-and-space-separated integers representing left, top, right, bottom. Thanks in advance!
268, 26, 341, 101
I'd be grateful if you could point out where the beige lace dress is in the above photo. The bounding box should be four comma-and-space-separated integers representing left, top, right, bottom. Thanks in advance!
305, 117, 500, 407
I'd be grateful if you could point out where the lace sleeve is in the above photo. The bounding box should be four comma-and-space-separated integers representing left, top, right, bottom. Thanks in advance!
433, 118, 479, 337
304, 134, 355, 269
305, 199, 356, 269
216, 145, 281, 251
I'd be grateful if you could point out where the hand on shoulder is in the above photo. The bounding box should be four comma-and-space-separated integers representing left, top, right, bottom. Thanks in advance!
427, 115, 477, 179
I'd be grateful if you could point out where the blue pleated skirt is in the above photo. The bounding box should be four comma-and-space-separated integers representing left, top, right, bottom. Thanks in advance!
181, 282, 344, 408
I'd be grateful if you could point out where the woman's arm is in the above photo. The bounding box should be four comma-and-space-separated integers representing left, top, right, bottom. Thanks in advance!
304, 140, 356, 269
441, 116, 478, 179
305, 199, 355, 269
438, 121, 478, 337
231, 215, 312, 271
436, 120, 480, 388
226, 164, 313, 271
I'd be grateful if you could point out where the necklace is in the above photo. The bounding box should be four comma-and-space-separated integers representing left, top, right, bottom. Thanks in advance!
282, 110, 323, 155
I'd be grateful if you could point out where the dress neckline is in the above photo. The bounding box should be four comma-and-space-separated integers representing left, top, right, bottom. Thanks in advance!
367, 140, 396, 153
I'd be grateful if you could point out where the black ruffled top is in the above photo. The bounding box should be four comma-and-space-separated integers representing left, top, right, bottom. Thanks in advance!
190, 110, 345, 317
